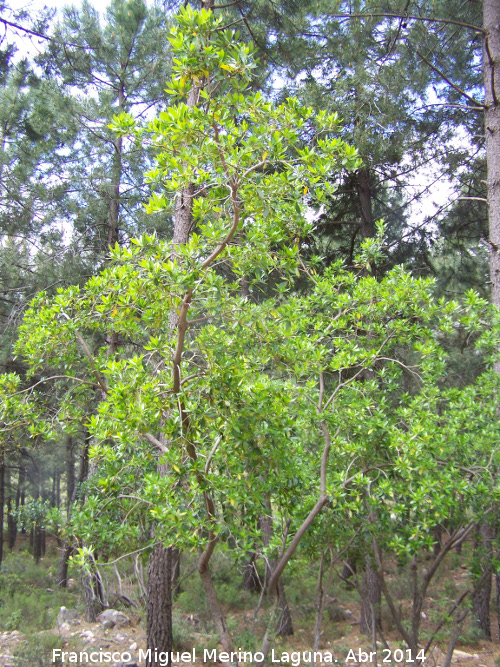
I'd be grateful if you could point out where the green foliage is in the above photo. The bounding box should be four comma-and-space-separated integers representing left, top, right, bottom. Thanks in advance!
14, 497, 51, 530
13, 633, 78, 667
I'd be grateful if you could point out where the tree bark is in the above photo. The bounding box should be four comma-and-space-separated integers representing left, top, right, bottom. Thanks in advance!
341, 554, 358, 588
7, 497, 16, 550
356, 167, 375, 240
83, 566, 105, 623
484, 0, 500, 324
0, 449, 4, 567
58, 437, 90, 588
57, 544, 74, 588
495, 571, 500, 641
66, 436, 75, 516
33, 524, 42, 563
106, 81, 124, 249
360, 555, 381, 635
146, 544, 173, 667
484, 2, 500, 640
472, 523, 493, 639
172, 547, 181, 596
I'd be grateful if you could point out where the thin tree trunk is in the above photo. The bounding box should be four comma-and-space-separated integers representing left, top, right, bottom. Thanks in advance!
433, 525, 442, 558
7, 497, 16, 550
83, 568, 105, 623
57, 544, 73, 588
341, 554, 358, 588
242, 552, 261, 592
58, 437, 90, 588
33, 525, 41, 563
198, 547, 234, 655
495, 571, 500, 641
260, 497, 294, 636
146, 544, 172, 667
40, 527, 46, 556
313, 548, 336, 655
56, 468, 61, 508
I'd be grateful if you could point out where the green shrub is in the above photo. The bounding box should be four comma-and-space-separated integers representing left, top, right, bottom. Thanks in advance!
13, 633, 80, 667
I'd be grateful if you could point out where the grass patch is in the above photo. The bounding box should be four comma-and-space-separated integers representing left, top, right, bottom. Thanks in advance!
13, 633, 81, 667
0, 551, 80, 633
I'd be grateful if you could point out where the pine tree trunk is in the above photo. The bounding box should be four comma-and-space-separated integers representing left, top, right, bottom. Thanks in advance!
66, 436, 75, 515
0, 449, 4, 567
495, 571, 500, 641
472, 523, 493, 640
106, 83, 124, 249
40, 527, 46, 556
172, 547, 181, 596
7, 498, 16, 550
33, 525, 42, 563
56, 469, 61, 508
484, 0, 500, 329
146, 544, 172, 667
360, 556, 381, 635
57, 544, 73, 588
484, 4, 500, 641
356, 167, 375, 240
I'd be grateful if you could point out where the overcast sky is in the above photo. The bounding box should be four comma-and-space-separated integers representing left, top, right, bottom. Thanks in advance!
8, 0, 86, 11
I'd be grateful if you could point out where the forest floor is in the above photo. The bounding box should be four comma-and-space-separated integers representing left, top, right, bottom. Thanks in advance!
1, 538, 499, 667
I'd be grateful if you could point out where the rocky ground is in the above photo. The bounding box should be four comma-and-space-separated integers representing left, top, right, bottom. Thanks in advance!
1, 600, 499, 667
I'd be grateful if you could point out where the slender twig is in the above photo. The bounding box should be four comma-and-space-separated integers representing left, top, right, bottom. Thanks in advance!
205, 435, 222, 474
143, 432, 169, 454
305, 13, 484, 34
415, 49, 485, 108
97, 542, 161, 566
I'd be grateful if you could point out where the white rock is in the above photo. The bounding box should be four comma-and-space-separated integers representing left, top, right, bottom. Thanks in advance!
57, 607, 80, 627
97, 609, 131, 627
452, 650, 476, 662
129, 642, 138, 651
